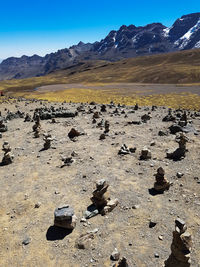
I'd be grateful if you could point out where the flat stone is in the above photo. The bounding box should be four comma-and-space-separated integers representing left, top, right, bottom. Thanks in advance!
54, 205, 74, 221
84, 207, 99, 219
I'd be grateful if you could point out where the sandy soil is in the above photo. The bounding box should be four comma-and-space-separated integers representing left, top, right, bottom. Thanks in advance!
0, 98, 200, 267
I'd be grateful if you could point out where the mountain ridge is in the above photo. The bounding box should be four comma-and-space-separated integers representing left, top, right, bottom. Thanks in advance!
0, 12, 200, 80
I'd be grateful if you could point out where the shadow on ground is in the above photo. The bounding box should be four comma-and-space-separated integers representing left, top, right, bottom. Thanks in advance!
46, 225, 73, 241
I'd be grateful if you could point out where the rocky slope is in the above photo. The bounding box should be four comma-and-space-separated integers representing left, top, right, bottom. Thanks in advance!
0, 12, 200, 80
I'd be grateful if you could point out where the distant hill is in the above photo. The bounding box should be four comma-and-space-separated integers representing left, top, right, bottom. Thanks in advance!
1, 48, 200, 94
0, 12, 200, 81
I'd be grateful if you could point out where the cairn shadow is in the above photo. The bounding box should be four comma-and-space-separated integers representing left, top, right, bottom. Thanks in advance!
0, 162, 9, 167
148, 188, 163, 196
39, 148, 47, 152
46, 225, 72, 241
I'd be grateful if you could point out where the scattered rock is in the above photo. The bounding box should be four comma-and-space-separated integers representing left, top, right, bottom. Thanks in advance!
140, 147, 151, 160
75, 233, 95, 249
111, 248, 120, 261
34, 202, 41, 208
149, 220, 157, 228
177, 172, 184, 178
118, 144, 130, 155
54, 205, 77, 230
141, 114, 151, 123
99, 133, 106, 140
84, 205, 99, 219
68, 128, 84, 139
22, 237, 31, 245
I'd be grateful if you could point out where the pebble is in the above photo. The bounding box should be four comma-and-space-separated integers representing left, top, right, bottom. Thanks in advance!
34, 202, 41, 208
22, 237, 31, 245
149, 220, 157, 228
132, 205, 140, 209
111, 248, 120, 261
177, 172, 184, 178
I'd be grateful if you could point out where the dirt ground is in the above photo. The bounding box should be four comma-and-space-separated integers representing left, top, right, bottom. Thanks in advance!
0, 98, 200, 267
37, 83, 200, 96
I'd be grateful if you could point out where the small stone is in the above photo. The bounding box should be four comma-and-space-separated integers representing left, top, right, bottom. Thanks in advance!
34, 202, 41, 208
149, 221, 157, 228
132, 204, 140, 209
150, 141, 156, 146
140, 147, 151, 160
22, 237, 31, 245
75, 233, 94, 249
99, 133, 106, 140
154, 253, 159, 258
176, 172, 184, 178
87, 228, 99, 234
84, 206, 99, 219
111, 248, 120, 261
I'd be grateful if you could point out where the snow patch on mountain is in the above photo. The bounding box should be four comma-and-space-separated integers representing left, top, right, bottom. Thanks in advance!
194, 40, 200, 48
175, 18, 200, 49
163, 28, 170, 37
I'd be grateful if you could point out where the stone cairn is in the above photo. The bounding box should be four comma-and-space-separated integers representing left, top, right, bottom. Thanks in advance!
43, 134, 53, 150
104, 120, 110, 133
93, 111, 100, 119
165, 218, 192, 267
32, 114, 41, 138
0, 118, 7, 133
101, 104, 107, 112
134, 103, 139, 110
113, 257, 129, 267
154, 167, 170, 193
24, 113, 31, 122
179, 111, 188, 127
162, 108, 176, 122
91, 179, 118, 215
1, 141, 14, 165
54, 205, 77, 230
167, 133, 189, 160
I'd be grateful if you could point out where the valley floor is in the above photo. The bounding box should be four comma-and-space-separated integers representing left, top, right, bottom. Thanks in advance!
12, 82, 200, 110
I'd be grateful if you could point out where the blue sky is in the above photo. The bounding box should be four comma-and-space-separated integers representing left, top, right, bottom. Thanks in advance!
0, 0, 199, 59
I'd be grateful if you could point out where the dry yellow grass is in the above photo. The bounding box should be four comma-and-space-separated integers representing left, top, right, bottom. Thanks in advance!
14, 88, 200, 110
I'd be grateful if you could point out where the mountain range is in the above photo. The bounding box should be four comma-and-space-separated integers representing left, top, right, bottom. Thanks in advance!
0, 12, 200, 80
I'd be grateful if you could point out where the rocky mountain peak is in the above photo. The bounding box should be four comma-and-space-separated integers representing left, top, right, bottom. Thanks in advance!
0, 12, 200, 80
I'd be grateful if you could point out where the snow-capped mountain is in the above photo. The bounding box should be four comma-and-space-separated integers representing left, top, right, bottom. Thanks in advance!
166, 13, 200, 49
0, 12, 199, 80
